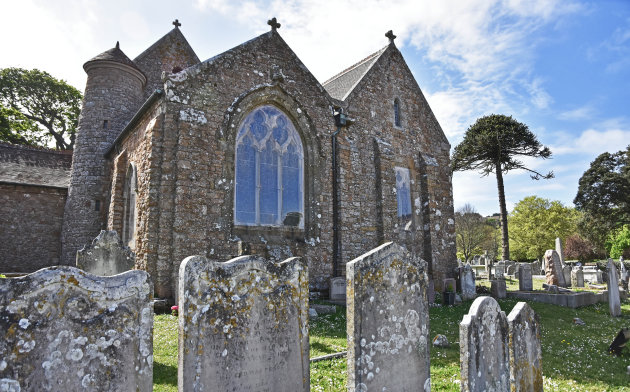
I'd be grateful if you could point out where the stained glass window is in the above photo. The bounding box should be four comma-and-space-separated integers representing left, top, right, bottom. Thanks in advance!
395, 166, 412, 219
394, 98, 401, 127
123, 163, 137, 248
234, 105, 304, 227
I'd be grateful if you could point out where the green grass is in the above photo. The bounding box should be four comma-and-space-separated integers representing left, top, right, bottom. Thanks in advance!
153, 300, 630, 391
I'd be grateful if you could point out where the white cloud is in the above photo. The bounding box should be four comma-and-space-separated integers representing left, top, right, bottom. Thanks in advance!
552, 127, 630, 156
558, 104, 596, 121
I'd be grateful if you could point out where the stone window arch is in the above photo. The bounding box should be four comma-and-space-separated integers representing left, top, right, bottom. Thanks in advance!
234, 105, 304, 227
394, 98, 402, 127
122, 163, 137, 248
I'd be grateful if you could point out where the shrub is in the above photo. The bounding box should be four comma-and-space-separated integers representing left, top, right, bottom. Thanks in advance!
565, 234, 602, 262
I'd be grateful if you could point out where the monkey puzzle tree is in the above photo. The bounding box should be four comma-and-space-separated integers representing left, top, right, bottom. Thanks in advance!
451, 114, 553, 261
0, 68, 82, 149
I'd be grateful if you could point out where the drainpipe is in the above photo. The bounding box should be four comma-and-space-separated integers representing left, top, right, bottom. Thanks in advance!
332, 109, 353, 277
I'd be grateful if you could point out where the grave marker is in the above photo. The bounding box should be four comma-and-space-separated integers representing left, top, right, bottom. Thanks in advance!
346, 242, 430, 392
507, 302, 543, 391
544, 250, 566, 287
76, 230, 135, 276
0, 266, 153, 391
460, 296, 509, 392
329, 276, 346, 302
178, 255, 309, 392
563, 265, 572, 288
571, 267, 584, 288
607, 259, 621, 317
518, 263, 533, 291
461, 264, 476, 300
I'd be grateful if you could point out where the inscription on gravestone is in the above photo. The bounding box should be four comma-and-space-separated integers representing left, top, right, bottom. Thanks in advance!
346, 242, 430, 392
178, 255, 309, 392
0, 266, 153, 391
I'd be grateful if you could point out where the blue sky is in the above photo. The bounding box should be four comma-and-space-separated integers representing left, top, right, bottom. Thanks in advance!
2, 0, 629, 216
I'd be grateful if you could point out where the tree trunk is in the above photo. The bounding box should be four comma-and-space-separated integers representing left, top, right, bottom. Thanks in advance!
496, 162, 510, 260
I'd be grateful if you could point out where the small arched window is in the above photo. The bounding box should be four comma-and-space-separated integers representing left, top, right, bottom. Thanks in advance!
122, 163, 137, 248
234, 105, 304, 227
394, 98, 401, 127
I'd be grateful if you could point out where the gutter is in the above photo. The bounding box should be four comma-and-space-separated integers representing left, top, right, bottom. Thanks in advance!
104, 89, 164, 158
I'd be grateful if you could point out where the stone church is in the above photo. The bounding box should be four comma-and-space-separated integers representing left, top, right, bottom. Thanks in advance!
2, 19, 456, 299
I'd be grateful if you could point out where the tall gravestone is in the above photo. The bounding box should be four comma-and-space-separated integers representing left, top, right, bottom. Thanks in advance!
0, 266, 153, 391
507, 302, 543, 392
346, 242, 430, 392
555, 237, 565, 266
461, 264, 476, 300
76, 230, 135, 276
178, 255, 309, 392
544, 250, 566, 287
620, 257, 628, 290
518, 263, 533, 291
571, 267, 584, 288
495, 262, 505, 280
607, 259, 621, 317
460, 296, 510, 392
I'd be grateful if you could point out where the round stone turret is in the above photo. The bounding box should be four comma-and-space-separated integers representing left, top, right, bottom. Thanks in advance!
61, 42, 146, 264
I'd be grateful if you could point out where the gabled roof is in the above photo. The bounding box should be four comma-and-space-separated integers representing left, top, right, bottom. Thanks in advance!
322, 46, 388, 101
0, 143, 72, 189
134, 27, 200, 67
83, 42, 143, 74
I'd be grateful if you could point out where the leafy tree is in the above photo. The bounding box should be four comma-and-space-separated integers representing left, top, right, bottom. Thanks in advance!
565, 234, 603, 262
0, 68, 82, 149
606, 225, 630, 259
451, 114, 553, 260
508, 196, 579, 262
574, 145, 630, 249
455, 204, 497, 262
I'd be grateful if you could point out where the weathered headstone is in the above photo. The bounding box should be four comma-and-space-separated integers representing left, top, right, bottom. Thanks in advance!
346, 242, 430, 392
491, 280, 507, 299
495, 262, 505, 280
607, 259, 621, 317
0, 266, 153, 391
76, 230, 135, 276
460, 296, 509, 391
507, 264, 515, 276
563, 265, 572, 287
443, 277, 456, 293
178, 255, 309, 392
555, 237, 565, 266
620, 257, 628, 290
329, 276, 346, 302
531, 260, 541, 275
518, 263, 533, 291
507, 302, 543, 391
544, 250, 566, 287
571, 267, 584, 288
461, 264, 476, 300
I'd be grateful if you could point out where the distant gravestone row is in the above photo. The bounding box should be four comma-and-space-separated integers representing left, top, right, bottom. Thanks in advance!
2, 235, 552, 391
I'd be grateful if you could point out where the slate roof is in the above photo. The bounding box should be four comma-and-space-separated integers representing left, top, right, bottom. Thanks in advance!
322, 46, 388, 101
83, 42, 144, 74
0, 143, 72, 188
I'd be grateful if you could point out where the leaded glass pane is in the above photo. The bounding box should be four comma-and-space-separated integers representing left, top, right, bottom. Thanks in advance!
235, 137, 256, 224
259, 139, 279, 224
395, 167, 412, 219
282, 143, 301, 221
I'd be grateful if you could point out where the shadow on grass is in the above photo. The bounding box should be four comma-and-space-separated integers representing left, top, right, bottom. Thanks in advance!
153, 361, 177, 387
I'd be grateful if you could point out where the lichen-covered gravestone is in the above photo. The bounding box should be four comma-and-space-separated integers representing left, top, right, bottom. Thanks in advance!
461, 264, 476, 300
76, 230, 135, 276
518, 263, 533, 291
607, 259, 621, 317
544, 250, 566, 287
0, 266, 153, 391
460, 296, 509, 392
178, 255, 309, 392
346, 242, 430, 392
507, 302, 543, 392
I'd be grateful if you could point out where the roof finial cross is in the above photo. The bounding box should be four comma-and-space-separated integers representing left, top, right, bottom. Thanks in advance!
385, 30, 397, 44
173, 19, 181, 28
267, 17, 281, 31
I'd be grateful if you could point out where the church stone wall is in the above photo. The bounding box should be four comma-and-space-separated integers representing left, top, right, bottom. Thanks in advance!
340, 46, 456, 290
0, 184, 66, 272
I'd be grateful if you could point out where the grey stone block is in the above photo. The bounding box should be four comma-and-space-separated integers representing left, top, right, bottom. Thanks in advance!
491, 280, 507, 299
608, 259, 621, 317
507, 302, 543, 391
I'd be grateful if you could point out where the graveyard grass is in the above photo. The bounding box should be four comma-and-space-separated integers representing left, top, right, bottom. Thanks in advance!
152, 299, 630, 391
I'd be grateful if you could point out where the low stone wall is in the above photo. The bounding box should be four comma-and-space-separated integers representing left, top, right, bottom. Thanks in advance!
507, 290, 607, 308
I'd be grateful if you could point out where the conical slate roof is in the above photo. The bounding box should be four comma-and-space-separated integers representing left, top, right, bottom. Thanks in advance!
83, 42, 143, 73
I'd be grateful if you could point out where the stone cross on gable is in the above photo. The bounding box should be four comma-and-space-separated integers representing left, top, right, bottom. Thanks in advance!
173, 19, 181, 28
268, 17, 281, 31
385, 30, 397, 44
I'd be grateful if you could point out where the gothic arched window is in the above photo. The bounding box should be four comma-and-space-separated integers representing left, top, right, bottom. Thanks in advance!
122, 163, 137, 248
234, 105, 304, 227
394, 98, 401, 127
